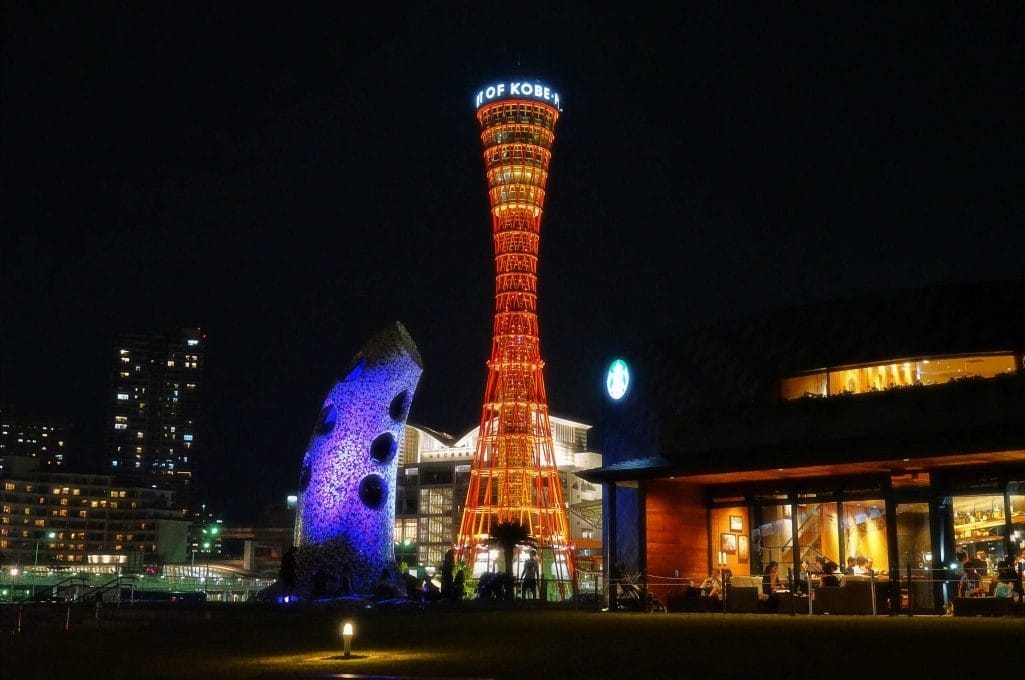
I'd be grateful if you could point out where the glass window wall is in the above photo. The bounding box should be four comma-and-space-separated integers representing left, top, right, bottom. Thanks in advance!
1009, 483, 1025, 563
796, 500, 839, 588
895, 502, 934, 611
953, 493, 1008, 573
780, 352, 1016, 399
754, 504, 793, 582
841, 499, 889, 574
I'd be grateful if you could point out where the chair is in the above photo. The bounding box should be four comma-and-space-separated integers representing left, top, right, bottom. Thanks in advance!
725, 575, 766, 613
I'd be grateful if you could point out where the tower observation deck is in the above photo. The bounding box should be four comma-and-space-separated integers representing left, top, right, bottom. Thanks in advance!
456, 80, 574, 590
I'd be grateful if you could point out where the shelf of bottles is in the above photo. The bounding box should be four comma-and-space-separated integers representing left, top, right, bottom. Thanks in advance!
954, 506, 1025, 545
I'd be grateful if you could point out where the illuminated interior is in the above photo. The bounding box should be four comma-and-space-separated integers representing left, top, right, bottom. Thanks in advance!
952, 492, 1025, 569
456, 91, 574, 587
780, 352, 1016, 399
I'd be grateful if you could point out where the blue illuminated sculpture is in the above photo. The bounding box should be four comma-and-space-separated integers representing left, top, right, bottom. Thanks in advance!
294, 321, 423, 595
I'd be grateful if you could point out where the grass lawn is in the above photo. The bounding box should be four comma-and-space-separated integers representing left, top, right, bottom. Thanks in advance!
2, 602, 1023, 679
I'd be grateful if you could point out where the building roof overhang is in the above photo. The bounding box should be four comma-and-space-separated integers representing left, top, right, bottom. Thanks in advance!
582, 375, 1025, 485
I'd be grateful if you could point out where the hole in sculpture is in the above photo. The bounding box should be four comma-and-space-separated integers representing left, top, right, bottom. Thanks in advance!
389, 390, 409, 420
359, 474, 386, 509
345, 356, 366, 381
315, 403, 337, 436
370, 433, 397, 464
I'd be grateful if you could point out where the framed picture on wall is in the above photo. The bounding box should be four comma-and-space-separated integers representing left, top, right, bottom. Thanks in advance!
720, 532, 737, 554
729, 515, 743, 532
738, 535, 749, 561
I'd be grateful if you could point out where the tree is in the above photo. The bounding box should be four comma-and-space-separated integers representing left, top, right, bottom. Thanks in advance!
488, 520, 531, 579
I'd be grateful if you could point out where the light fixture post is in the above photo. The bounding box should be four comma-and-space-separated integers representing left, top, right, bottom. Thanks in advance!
342, 622, 354, 658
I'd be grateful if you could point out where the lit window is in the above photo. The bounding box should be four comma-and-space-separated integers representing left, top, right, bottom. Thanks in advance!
117, 393, 130, 400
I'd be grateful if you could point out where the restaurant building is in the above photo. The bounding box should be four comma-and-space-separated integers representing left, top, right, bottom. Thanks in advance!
582, 280, 1025, 613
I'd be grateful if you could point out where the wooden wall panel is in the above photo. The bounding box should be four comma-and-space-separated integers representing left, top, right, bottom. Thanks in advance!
645, 480, 707, 599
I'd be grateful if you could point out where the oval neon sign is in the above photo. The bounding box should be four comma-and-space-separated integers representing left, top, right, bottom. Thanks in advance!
606, 359, 630, 400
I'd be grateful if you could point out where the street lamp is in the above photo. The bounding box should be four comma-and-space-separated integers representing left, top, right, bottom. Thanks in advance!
34, 531, 57, 567
201, 523, 220, 599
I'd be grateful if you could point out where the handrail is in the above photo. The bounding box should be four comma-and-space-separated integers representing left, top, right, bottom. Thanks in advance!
15, 575, 89, 604
79, 575, 138, 603
779, 516, 835, 565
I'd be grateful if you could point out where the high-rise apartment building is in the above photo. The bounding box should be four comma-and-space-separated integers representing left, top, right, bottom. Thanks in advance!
0, 408, 70, 470
107, 328, 205, 513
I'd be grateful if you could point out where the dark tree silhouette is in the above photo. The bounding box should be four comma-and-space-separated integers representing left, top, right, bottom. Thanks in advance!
489, 520, 531, 594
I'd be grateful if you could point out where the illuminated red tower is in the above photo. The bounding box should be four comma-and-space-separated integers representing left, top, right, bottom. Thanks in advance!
457, 80, 574, 588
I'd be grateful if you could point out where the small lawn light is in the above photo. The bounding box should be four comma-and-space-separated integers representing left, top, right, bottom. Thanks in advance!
341, 621, 354, 658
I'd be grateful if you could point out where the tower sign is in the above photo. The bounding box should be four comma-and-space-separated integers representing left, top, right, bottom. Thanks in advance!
474, 81, 561, 110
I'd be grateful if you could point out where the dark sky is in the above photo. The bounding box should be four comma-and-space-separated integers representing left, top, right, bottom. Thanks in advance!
3, 3, 1022, 523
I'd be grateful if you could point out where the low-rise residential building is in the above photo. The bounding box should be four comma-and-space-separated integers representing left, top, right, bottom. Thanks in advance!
0, 455, 188, 570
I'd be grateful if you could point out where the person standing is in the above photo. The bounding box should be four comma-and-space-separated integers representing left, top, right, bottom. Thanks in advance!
374, 567, 394, 599
453, 568, 466, 600
441, 549, 455, 600
337, 566, 352, 596
521, 549, 540, 599
278, 546, 297, 601
975, 549, 992, 577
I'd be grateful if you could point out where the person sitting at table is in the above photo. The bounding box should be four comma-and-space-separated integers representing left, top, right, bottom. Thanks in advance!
700, 567, 723, 599
820, 561, 841, 587
762, 561, 787, 609
992, 561, 1019, 601
796, 559, 815, 594
975, 549, 993, 576
762, 561, 786, 593
843, 556, 858, 575
958, 560, 984, 598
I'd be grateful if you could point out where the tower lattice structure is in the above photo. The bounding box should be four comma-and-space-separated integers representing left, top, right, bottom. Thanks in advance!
457, 83, 574, 585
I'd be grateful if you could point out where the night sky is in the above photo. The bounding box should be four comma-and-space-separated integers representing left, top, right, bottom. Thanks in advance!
3, 3, 1022, 523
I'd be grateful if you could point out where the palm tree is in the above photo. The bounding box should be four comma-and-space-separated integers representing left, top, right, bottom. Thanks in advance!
489, 520, 531, 586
